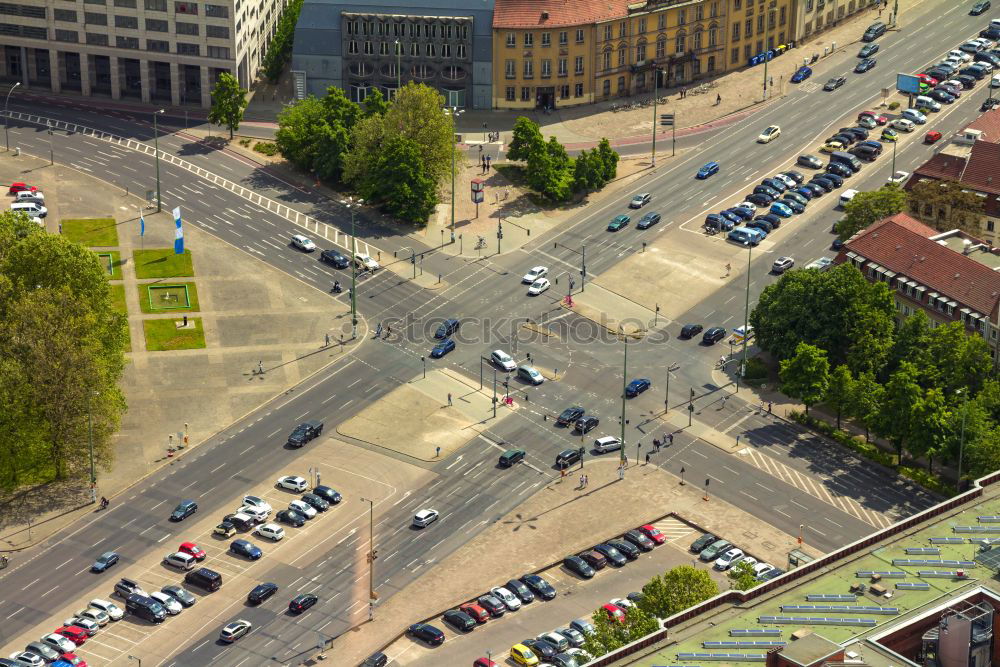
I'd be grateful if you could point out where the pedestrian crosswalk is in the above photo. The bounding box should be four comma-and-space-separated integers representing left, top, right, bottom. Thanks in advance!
652, 517, 697, 543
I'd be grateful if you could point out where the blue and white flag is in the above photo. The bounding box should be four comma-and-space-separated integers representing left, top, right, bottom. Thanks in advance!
139, 214, 145, 237
173, 207, 183, 254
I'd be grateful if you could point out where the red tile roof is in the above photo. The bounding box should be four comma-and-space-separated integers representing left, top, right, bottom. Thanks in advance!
842, 213, 1000, 317
961, 140, 1000, 195
909, 152, 968, 183
493, 0, 628, 28
966, 108, 1000, 144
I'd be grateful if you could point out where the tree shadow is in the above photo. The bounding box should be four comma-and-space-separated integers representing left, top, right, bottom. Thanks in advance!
0, 479, 91, 545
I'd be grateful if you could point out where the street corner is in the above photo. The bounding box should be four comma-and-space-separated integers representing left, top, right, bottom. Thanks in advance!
562, 283, 655, 337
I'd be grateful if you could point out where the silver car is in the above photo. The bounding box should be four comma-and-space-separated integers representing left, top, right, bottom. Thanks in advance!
150, 591, 183, 615
556, 626, 585, 647
22, 643, 58, 662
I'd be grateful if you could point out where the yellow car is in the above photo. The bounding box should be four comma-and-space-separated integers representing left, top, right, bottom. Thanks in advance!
820, 140, 844, 153
511, 643, 540, 666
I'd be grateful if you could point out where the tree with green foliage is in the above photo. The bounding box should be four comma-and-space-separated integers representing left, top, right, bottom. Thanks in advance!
847, 371, 883, 442
527, 136, 573, 202
955, 397, 1000, 479
507, 116, 545, 162
354, 134, 438, 223
572, 149, 604, 193
907, 179, 986, 235
884, 309, 933, 382
596, 138, 619, 181
582, 605, 659, 658
207, 72, 248, 140
261, 0, 303, 81
875, 361, 923, 464
924, 321, 994, 396
729, 560, 757, 591
362, 88, 390, 117
835, 184, 906, 240
780, 343, 830, 415
908, 387, 951, 471
275, 92, 358, 183
639, 565, 718, 619
825, 365, 854, 429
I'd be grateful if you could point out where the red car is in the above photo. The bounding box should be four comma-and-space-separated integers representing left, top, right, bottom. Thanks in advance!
459, 602, 490, 623
638, 524, 666, 545
918, 73, 939, 87
8, 182, 36, 195
858, 111, 888, 125
62, 654, 88, 667
473, 659, 498, 667
179, 541, 206, 560
602, 603, 626, 623
55, 626, 88, 646
924, 130, 942, 143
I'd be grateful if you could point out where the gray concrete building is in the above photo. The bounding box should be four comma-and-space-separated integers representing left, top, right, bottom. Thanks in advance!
291, 0, 493, 109
0, 0, 287, 107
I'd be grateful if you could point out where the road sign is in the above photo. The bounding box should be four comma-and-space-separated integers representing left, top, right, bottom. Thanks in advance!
660, 113, 675, 126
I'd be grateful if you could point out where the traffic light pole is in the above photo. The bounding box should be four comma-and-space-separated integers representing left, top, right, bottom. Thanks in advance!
361, 497, 377, 619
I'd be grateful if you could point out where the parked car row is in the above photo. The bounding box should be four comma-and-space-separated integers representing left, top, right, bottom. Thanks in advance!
688, 532, 783, 581
7, 182, 48, 224
705, 166, 814, 246
914, 21, 1000, 113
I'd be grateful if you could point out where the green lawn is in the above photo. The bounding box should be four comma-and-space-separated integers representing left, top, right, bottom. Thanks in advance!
109, 284, 127, 315
133, 249, 195, 279
143, 317, 206, 351
96, 250, 123, 279
138, 282, 200, 314
62, 218, 120, 247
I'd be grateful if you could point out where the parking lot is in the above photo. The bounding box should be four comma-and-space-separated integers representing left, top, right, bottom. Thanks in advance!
382, 517, 730, 666
3, 436, 430, 666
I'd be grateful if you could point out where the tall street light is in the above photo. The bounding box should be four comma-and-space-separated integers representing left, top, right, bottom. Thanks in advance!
444, 106, 463, 244
153, 109, 165, 212
342, 197, 363, 339
360, 497, 377, 619
395, 40, 401, 94
128, 655, 141, 667
650, 66, 664, 166
957, 388, 969, 489
87, 390, 99, 502
738, 240, 754, 392
619, 332, 628, 470
4, 81, 20, 151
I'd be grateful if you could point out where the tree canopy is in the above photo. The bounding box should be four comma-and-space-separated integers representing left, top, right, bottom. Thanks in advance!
907, 179, 986, 235
207, 72, 248, 139
835, 184, 906, 240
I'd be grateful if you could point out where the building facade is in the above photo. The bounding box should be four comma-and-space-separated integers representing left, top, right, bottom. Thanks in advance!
791, 0, 880, 44
291, 0, 494, 109
0, 0, 283, 106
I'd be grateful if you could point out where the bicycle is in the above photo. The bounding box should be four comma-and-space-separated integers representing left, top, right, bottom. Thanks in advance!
474, 236, 487, 250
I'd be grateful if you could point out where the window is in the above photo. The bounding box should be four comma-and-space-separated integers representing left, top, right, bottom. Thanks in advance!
768, 9, 776, 29
675, 33, 685, 52
524, 32, 533, 47
505, 86, 515, 101
207, 45, 229, 59
603, 25, 612, 41
559, 31, 567, 45
756, 39, 763, 53
86, 32, 108, 45
174, 0, 196, 13
619, 21, 626, 37
575, 56, 583, 74
692, 58, 700, 76
442, 44, 450, 57
506, 32, 515, 47
204, 3, 226, 16
144, 0, 165, 10
658, 13, 665, 30
575, 82, 583, 97
678, 9, 685, 25
424, 43, 433, 56
636, 42, 646, 61
54, 8, 76, 21
115, 14, 136, 27
696, 5, 703, 21
656, 37, 665, 58
207, 24, 228, 38
116, 35, 139, 48
732, 22, 740, 40
505, 59, 515, 78
521, 86, 530, 101
457, 44, 466, 59
779, 5, 786, 25
363, 41, 373, 55
602, 50, 610, 70
693, 31, 702, 50
176, 21, 198, 34
707, 55, 715, 72
617, 75, 625, 92
731, 46, 739, 63
618, 46, 626, 66
146, 17, 167, 30
347, 40, 358, 54
988, 220, 996, 232
55, 28, 77, 41
745, 18, 752, 36
459, 24, 468, 39
541, 32, 550, 46
603, 79, 610, 95
523, 59, 533, 78
734, 0, 742, 8
176, 41, 198, 54
558, 58, 567, 75
638, 18, 646, 33
83, 0, 105, 4
84, 11, 106, 24
410, 42, 418, 56
576, 29, 584, 43
541, 59, 551, 77
559, 84, 569, 98
709, 27, 717, 46
147, 38, 169, 51
114, 0, 136, 7
757, 14, 764, 32
711, 1, 718, 17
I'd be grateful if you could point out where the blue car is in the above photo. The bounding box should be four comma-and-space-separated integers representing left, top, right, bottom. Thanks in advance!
781, 197, 805, 213
726, 207, 754, 221
791, 66, 813, 83
794, 186, 815, 200
92, 551, 120, 573
430, 338, 455, 358
625, 379, 651, 398
770, 202, 793, 217
719, 210, 742, 224
859, 140, 883, 150
705, 213, 734, 231
696, 161, 720, 179
230, 538, 262, 560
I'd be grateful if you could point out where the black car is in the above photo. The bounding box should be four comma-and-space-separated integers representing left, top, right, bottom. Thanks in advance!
300, 493, 330, 512
289, 593, 318, 613
783, 191, 809, 207
971, 0, 991, 14
928, 89, 956, 104
434, 318, 460, 339
797, 154, 823, 169
247, 582, 278, 604
781, 170, 805, 184
780, 197, 805, 214
442, 609, 476, 632
760, 567, 786, 581
563, 555, 595, 578
826, 163, 852, 179
746, 219, 773, 234
623, 529, 656, 551
961, 65, 988, 80
679, 323, 703, 339
520, 574, 557, 600
858, 42, 880, 58
758, 213, 783, 228
761, 178, 787, 193
523, 639, 558, 661
832, 238, 845, 250
170, 500, 198, 521
845, 127, 869, 140
702, 326, 726, 344
477, 594, 506, 617
809, 177, 835, 192
832, 132, 857, 146
276, 509, 306, 527
689, 532, 718, 553
823, 75, 847, 90
609, 539, 640, 560
312, 485, 342, 504
574, 416, 599, 433
287, 420, 323, 447
800, 182, 825, 197
319, 249, 350, 268
505, 578, 535, 603
361, 653, 389, 667
854, 57, 877, 73
636, 212, 661, 229
230, 539, 262, 560
822, 171, 846, 187
956, 74, 978, 88
556, 406, 585, 426
555, 448, 583, 469
161, 585, 197, 607
746, 192, 773, 207
593, 543, 628, 566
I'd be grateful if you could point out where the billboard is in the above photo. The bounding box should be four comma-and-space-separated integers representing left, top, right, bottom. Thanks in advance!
896, 73, 922, 95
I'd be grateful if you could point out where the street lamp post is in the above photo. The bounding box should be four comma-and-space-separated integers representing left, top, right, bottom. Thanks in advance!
46, 122, 54, 165
891, 139, 897, 177
341, 197, 363, 339
957, 389, 969, 489
3, 81, 20, 151
153, 109, 165, 212
651, 67, 663, 166
445, 107, 464, 244
619, 335, 628, 470
738, 241, 753, 392
88, 392, 96, 499
360, 497, 377, 619
128, 655, 141, 667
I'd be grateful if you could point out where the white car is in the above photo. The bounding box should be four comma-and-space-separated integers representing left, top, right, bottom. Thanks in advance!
772, 173, 797, 189
291, 234, 316, 251
8, 653, 44, 667
610, 597, 635, 609
629, 192, 652, 208
239, 505, 270, 523
961, 40, 984, 53
527, 278, 550, 295
163, 551, 197, 570
89, 599, 123, 621
593, 436, 622, 453
76, 607, 110, 626
276, 475, 308, 492
887, 170, 910, 185
40, 634, 75, 654
288, 499, 317, 519
413, 508, 439, 527
757, 125, 781, 143
736, 201, 757, 213
948, 49, 973, 63
355, 253, 379, 270
522, 266, 548, 284
62, 617, 99, 635
889, 118, 915, 132
992, 74, 1000, 88
736, 555, 758, 570
254, 522, 285, 541
714, 547, 745, 570
902, 108, 926, 124
978, 60, 995, 73
220, 619, 252, 643
242, 495, 272, 514
754, 562, 775, 579
490, 586, 522, 611
14, 190, 43, 202
149, 591, 183, 615
491, 349, 517, 371
974, 38, 996, 49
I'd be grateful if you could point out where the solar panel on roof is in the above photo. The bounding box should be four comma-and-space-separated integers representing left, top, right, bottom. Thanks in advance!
930, 537, 964, 543
905, 547, 941, 554
676, 653, 767, 661
758, 616, 877, 626
781, 605, 898, 615
970, 537, 1000, 544
896, 582, 931, 590
893, 559, 976, 566
953, 526, 1000, 533
730, 629, 782, 636
978, 516, 1000, 522
855, 570, 906, 578
917, 570, 972, 577
806, 594, 856, 601
703, 641, 785, 648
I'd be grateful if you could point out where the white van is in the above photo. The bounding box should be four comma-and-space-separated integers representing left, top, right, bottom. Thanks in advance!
10, 201, 47, 217
991, 19, 1000, 30
14, 190, 44, 203
840, 189, 860, 206
914, 96, 941, 112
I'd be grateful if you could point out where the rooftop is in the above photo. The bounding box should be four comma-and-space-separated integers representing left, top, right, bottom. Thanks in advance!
965, 107, 1000, 144
492, 0, 628, 28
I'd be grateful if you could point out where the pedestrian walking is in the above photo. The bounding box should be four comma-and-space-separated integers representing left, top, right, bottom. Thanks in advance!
580, 474, 585, 488
645, 452, 651, 464
725, 262, 732, 276
653, 438, 660, 452
767, 401, 773, 414
584, 474, 588, 487
618, 466, 624, 480
385, 324, 391, 338
435, 446, 441, 457
479, 144, 483, 153
716, 93, 722, 105
375, 323, 383, 338
447, 392, 453, 406
668, 433, 674, 446
526, 352, 532, 363
760, 399, 765, 413
722, 395, 729, 407
257, 360, 263, 374
325, 333, 330, 347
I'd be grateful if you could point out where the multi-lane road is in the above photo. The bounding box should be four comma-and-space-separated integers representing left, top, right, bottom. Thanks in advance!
0, 0, 991, 661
